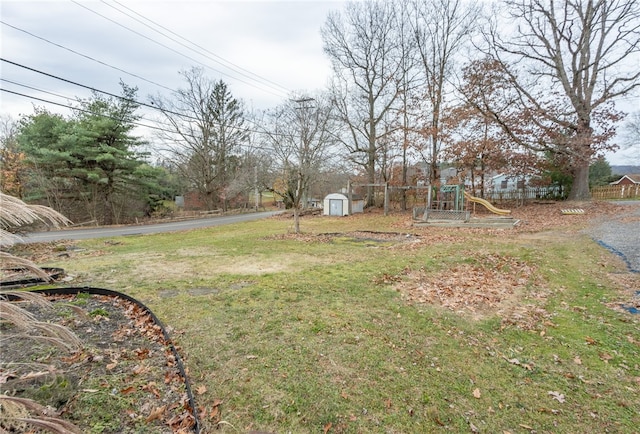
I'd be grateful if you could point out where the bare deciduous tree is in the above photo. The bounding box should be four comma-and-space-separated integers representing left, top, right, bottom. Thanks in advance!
408, 0, 479, 186
261, 94, 336, 233
322, 0, 404, 207
621, 111, 640, 163
486, 0, 640, 200
152, 68, 248, 211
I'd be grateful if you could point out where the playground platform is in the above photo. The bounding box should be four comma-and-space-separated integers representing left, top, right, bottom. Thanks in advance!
413, 185, 519, 228
413, 216, 520, 229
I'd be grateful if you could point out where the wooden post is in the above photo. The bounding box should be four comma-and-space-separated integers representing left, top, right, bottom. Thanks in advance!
347, 179, 352, 215
254, 166, 259, 211
384, 182, 389, 216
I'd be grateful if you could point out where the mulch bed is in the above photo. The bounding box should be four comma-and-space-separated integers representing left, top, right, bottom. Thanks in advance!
0, 291, 198, 433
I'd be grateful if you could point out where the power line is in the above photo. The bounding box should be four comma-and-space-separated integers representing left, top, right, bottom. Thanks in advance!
0, 86, 273, 151
0, 63, 298, 147
1, 58, 167, 114
0, 20, 175, 93
69, 0, 289, 100
4, 84, 343, 168
1, 78, 75, 103
0, 87, 174, 134
1, 57, 287, 138
103, 0, 291, 96
1, 77, 175, 132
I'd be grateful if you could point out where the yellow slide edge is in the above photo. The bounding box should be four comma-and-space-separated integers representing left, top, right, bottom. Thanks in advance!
463, 191, 512, 215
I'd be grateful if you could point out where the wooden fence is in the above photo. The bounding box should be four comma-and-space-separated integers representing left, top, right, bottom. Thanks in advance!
591, 184, 640, 200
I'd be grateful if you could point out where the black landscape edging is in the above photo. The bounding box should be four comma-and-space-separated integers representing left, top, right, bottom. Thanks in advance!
0, 267, 65, 288
10, 286, 201, 433
594, 239, 639, 315
595, 239, 639, 273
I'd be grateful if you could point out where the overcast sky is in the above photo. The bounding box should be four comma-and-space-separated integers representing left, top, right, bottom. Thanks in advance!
1, 0, 341, 118
1, 0, 637, 165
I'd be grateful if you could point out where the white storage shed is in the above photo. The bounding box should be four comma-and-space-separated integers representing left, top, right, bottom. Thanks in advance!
323, 193, 364, 216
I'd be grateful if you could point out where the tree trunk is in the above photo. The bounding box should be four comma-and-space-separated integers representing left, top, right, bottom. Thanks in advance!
365, 166, 376, 208
293, 206, 300, 234
366, 122, 376, 208
430, 160, 439, 187
293, 170, 302, 234
568, 162, 591, 201
102, 183, 114, 226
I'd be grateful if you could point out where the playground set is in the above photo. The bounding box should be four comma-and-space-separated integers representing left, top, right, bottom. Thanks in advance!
413, 184, 519, 228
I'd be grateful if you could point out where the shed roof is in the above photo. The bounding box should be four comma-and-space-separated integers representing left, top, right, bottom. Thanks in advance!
324, 193, 364, 200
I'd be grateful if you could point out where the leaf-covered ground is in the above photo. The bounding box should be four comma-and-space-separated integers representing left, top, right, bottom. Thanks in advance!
0, 292, 197, 433
1, 199, 638, 433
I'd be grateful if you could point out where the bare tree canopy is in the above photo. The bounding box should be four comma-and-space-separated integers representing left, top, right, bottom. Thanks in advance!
622, 111, 640, 161
152, 68, 249, 211
322, 0, 404, 206
408, 0, 479, 185
261, 94, 336, 233
486, 0, 640, 200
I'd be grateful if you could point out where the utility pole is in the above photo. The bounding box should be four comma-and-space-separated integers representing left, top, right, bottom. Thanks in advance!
254, 165, 259, 211
291, 97, 316, 233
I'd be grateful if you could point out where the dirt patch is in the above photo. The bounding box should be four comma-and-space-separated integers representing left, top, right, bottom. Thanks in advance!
266, 231, 466, 251
266, 230, 418, 243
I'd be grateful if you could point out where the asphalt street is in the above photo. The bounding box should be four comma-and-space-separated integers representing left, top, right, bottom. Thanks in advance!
21, 211, 281, 243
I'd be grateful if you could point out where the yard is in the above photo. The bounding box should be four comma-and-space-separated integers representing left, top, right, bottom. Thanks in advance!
2, 201, 639, 433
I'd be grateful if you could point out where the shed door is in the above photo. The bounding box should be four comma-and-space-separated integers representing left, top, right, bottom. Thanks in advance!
329, 199, 343, 216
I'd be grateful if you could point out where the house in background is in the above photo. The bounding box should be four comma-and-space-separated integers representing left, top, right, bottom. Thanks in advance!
487, 174, 530, 191
610, 174, 640, 186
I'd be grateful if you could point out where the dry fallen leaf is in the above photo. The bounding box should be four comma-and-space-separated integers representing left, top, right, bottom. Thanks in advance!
142, 382, 161, 398
599, 353, 613, 363
196, 385, 207, 395
472, 388, 481, 399
208, 398, 223, 421
209, 405, 219, 421
573, 356, 582, 365
146, 405, 166, 422
133, 364, 150, 375
135, 347, 150, 360
548, 391, 566, 403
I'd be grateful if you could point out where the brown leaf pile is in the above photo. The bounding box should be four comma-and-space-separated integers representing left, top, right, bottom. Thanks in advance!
389, 253, 554, 329
510, 200, 627, 232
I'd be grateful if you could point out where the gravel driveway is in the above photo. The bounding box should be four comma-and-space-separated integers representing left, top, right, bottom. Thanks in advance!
585, 200, 640, 273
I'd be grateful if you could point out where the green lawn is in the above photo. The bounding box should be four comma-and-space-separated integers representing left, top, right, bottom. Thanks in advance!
39, 212, 639, 433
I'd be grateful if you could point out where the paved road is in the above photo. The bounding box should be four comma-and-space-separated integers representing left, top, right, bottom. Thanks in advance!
22, 211, 281, 243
